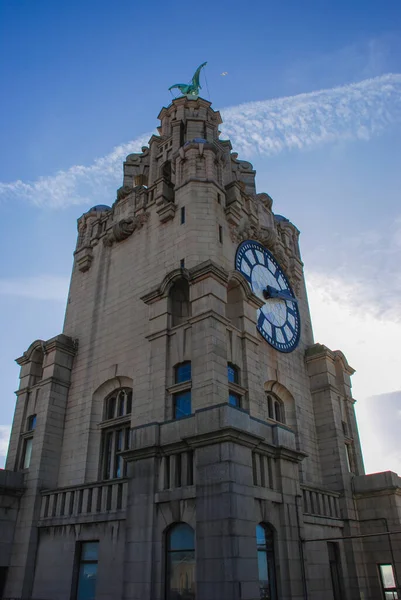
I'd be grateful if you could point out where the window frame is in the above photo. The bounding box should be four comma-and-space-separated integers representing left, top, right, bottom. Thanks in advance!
227, 363, 245, 409
378, 563, 398, 599
256, 523, 278, 600
165, 523, 195, 600
73, 540, 99, 600
20, 436, 33, 470
99, 388, 132, 481
26, 414, 37, 431
266, 393, 285, 424
170, 362, 192, 420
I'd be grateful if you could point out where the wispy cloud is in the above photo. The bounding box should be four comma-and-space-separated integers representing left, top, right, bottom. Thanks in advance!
0, 275, 69, 301
0, 425, 11, 468
0, 74, 400, 209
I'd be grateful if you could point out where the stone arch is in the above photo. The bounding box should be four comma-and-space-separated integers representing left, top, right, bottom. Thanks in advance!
226, 271, 262, 330
22, 340, 45, 384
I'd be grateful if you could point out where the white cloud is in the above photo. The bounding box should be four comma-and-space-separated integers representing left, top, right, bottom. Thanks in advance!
0, 275, 69, 301
0, 74, 400, 209
306, 270, 401, 476
0, 425, 11, 468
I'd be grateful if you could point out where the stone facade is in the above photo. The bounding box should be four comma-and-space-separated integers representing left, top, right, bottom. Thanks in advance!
1, 94, 400, 600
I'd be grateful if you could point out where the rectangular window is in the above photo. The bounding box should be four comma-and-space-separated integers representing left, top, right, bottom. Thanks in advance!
345, 444, 352, 472
102, 426, 129, 480
227, 364, 239, 384
328, 542, 344, 600
180, 258, 185, 269
75, 542, 99, 600
217, 193, 221, 204
22, 438, 33, 469
175, 362, 192, 384
379, 564, 398, 599
218, 225, 223, 243
174, 391, 191, 419
27, 414, 37, 431
229, 392, 240, 408
181, 206, 185, 224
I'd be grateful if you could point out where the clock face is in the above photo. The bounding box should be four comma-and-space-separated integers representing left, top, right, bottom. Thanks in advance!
235, 240, 300, 352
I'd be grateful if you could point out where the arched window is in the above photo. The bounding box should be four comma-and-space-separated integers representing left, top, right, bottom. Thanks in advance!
166, 523, 195, 600
31, 346, 44, 385
169, 279, 190, 327
100, 388, 132, 480
266, 394, 285, 424
256, 524, 277, 600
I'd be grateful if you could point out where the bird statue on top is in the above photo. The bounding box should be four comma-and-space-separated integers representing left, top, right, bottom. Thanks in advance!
169, 62, 207, 98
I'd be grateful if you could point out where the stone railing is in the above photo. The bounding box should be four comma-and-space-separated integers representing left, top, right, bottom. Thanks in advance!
301, 484, 341, 519
39, 479, 128, 522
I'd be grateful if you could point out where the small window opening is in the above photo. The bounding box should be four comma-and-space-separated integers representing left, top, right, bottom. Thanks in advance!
181, 206, 186, 224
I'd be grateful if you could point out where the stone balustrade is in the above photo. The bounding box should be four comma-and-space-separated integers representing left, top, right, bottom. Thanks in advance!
39, 479, 128, 523
301, 484, 341, 519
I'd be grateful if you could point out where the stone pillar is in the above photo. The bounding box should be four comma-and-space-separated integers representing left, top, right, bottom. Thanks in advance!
196, 440, 260, 600
4, 334, 76, 598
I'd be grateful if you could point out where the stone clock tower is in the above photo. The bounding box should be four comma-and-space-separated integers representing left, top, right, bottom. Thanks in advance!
2, 83, 401, 600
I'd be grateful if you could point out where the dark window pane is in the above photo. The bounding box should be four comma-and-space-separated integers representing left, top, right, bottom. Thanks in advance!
106, 396, 116, 420
175, 362, 192, 384
117, 391, 125, 416
104, 432, 113, 479
229, 392, 240, 407
22, 438, 33, 469
126, 391, 132, 414
227, 364, 238, 384
274, 401, 281, 422
267, 396, 273, 419
27, 414, 37, 431
81, 542, 99, 561
169, 523, 195, 551
174, 392, 191, 419
76, 562, 97, 600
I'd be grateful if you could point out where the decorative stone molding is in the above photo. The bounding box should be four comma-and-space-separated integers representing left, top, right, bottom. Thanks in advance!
103, 212, 149, 247
75, 245, 93, 272
229, 217, 277, 251
156, 201, 176, 223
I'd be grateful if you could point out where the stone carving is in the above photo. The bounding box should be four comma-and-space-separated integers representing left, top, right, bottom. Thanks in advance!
103, 213, 149, 247
116, 186, 133, 202
229, 216, 277, 250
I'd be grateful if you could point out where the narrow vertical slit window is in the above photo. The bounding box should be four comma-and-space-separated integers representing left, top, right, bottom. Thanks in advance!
328, 542, 344, 600
218, 225, 223, 243
21, 437, 33, 469
75, 541, 99, 600
379, 564, 398, 599
181, 206, 186, 224
256, 524, 277, 600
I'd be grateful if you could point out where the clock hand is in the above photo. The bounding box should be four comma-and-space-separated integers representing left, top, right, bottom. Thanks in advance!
263, 285, 298, 304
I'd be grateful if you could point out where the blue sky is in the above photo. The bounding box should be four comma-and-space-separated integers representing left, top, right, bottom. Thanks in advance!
1, 0, 401, 472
